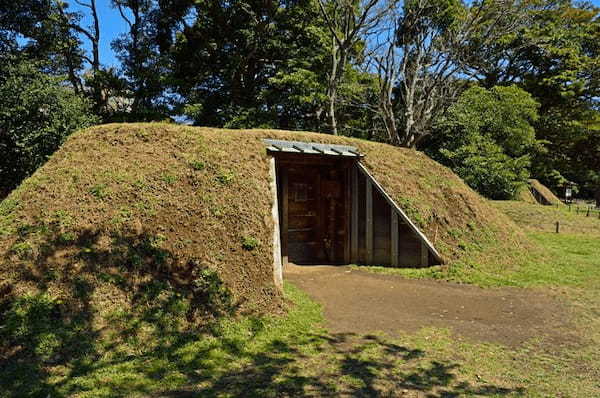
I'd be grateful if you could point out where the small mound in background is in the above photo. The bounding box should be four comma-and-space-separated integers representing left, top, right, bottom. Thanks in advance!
0, 123, 530, 342
515, 185, 538, 204
528, 179, 563, 206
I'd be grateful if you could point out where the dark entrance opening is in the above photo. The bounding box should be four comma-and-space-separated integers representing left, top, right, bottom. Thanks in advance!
276, 154, 353, 265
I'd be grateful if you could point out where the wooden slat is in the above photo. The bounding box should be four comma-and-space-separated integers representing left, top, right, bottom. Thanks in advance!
391, 211, 399, 267
351, 165, 359, 263
366, 178, 373, 264
281, 167, 289, 265
356, 162, 443, 264
421, 241, 429, 267
344, 167, 351, 264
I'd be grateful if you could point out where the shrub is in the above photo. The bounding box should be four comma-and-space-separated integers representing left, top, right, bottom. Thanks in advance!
428, 85, 539, 200
0, 58, 98, 196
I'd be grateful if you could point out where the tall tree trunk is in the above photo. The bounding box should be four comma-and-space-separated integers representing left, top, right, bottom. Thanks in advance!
90, 0, 100, 72
326, 41, 340, 135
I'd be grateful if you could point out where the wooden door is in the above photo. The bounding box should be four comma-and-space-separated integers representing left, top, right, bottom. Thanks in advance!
285, 164, 348, 264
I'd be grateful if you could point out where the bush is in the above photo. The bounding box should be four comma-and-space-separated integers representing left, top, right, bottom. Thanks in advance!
0, 58, 98, 196
428, 85, 539, 199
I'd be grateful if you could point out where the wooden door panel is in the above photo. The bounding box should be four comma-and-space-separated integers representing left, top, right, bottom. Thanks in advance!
284, 163, 348, 264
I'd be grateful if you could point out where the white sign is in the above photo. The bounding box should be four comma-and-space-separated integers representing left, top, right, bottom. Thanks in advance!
566, 188, 572, 198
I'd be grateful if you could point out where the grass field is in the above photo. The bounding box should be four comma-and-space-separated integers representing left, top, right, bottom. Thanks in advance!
2, 201, 599, 397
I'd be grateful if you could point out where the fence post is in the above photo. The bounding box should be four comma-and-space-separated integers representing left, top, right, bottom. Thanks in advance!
555, 221, 560, 234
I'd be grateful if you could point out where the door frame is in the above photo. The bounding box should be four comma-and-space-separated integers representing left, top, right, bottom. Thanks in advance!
274, 153, 355, 265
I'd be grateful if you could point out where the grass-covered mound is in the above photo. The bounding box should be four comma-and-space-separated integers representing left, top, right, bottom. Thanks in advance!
0, 123, 529, 389
528, 178, 562, 205
0, 123, 530, 302
514, 185, 537, 204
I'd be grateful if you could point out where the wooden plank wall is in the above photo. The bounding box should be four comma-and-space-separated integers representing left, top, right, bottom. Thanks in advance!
274, 156, 439, 268
351, 163, 436, 268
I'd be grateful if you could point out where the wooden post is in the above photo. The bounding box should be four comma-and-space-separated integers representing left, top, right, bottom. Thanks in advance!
280, 166, 289, 265
391, 212, 399, 267
366, 179, 373, 264
420, 241, 429, 267
351, 165, 359, 263
269, 157, 283, 290
587, 207, 590, 217
555, 221, 560, 234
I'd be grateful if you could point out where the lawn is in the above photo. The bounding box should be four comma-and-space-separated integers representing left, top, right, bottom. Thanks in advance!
2, 201, 599, 397
3, 281, 599, 397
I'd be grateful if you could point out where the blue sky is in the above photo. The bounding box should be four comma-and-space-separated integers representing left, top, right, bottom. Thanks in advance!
73, 0, 600, 69
70, 1, 130, 68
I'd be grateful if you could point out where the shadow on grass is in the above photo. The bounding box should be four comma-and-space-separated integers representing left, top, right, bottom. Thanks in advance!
0, 225, 235, 398
153, 332, 521, 398
1, 225, 523, 397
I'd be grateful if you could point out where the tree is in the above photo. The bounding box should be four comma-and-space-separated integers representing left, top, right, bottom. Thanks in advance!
111, 0, 168, 120
458, 0, 600, 195
56, 0, 104, 112
0, 0, 86, 91
364, 0, 530, 147
317, 0, 385, 135
156, 0, 331, 129
427, 85, 540, 199
0, 58, 98, 197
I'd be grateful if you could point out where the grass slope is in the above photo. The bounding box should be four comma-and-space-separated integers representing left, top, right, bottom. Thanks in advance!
0, 123, 526, 299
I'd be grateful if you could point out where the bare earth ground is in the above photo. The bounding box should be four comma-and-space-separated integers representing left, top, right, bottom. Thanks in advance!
285, 264, 577, 348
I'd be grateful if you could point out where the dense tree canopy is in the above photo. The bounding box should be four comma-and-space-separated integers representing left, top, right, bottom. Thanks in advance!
0, 0, 598, 200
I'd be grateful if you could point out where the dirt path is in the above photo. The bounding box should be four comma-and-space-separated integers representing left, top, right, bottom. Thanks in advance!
285, 265, 576, 347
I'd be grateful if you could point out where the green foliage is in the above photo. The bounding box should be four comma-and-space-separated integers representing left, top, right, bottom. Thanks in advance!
165, 1, 331, 130
89, 184, 109, 199
241, 236, 260, 251
464, 1, 600, 197
215, 169, 235, 185
161, 173, 178, 184
429, 85, 539, 199
440, 138, 531, 199
189, 160, 205, 171
110, 0, 169, 120
10, 241, 33, 258
0, 58, 98, 196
